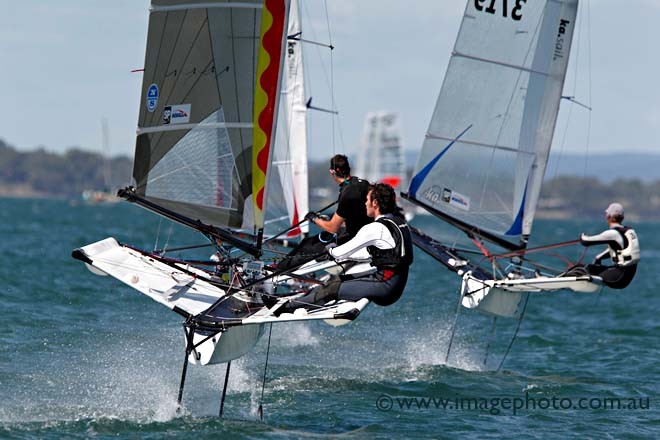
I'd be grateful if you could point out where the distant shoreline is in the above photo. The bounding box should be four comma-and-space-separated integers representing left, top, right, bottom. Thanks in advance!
0, 184, 51, 199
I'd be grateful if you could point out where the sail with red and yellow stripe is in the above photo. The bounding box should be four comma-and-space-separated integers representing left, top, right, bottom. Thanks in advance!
252, 0, 290, 229
128, 0, 292, 239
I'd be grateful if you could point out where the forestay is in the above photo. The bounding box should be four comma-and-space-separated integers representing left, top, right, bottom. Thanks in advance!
131, 0, 290, 234
408, 0, 578, 248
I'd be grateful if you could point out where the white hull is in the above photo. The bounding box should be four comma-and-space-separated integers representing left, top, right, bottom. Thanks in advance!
74, 237, 370, 363
190, 324, 265, 365
461, 271, 602, 318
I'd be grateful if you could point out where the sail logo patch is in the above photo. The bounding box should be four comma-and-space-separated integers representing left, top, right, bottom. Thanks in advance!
146, 84, 159, 112
447, 189, 470, 211
553, 19, 570, 61
162, 104, 191, 125
423, 186, 470, 211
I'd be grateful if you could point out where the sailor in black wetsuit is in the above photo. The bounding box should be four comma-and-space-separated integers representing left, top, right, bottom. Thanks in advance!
306, 154, 372, 243
278, 154, 371, 270
270, 183, 413, 313
579, 202, 640, 289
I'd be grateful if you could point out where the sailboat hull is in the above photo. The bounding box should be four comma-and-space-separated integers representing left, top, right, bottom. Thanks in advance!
190, 325, 265, 365
73, 237, 371, 362
461, 273, 526, 318
461, 271, 602, 318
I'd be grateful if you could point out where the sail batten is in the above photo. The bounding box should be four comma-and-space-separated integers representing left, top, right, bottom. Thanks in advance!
425, 134, 538, 156
151, 3, 264, 13
137, 122, 253, 134
453, 51, 553, 77
409, 0, 578, 247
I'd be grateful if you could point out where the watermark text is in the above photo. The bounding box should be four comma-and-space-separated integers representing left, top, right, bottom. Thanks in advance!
375, 393, 651, 415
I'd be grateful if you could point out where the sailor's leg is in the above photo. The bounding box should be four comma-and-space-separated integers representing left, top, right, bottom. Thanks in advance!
287, 276, 341, 309
337, 272, 407, 306
586, 264, 608, 276
278, 236, 326, 270
597, 265, 637, 289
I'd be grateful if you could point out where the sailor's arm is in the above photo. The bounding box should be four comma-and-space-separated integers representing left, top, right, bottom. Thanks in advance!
313, 212, 344, 234
581, 229, 621, 264
593, 248, 610, 264
580, 229, 621, 246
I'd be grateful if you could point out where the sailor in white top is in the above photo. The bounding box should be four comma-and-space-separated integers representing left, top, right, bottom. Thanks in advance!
580, 202, 640, 289
326, 216, 398, 276
269, 183, 413, 314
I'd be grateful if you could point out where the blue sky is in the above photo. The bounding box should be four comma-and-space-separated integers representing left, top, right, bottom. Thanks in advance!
1, 0, 658, 161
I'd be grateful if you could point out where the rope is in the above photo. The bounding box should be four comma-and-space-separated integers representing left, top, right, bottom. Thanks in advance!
492, 239, 580, 259
154, 217, 163, 252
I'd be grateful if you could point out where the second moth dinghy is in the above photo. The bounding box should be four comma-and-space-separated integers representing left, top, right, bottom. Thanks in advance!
402, 0, 605, 367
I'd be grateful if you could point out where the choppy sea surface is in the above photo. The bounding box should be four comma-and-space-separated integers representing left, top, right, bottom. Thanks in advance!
1, 198, 658, 439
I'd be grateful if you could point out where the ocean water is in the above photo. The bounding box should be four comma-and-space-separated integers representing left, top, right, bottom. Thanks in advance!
1, 198, 658, 439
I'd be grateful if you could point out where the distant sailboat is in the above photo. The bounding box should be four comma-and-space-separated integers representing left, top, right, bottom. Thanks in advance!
356, 111, 419, 219
357, 112, 407, 190
81, 118, 119, 204
402, 0, 603, 365
72, 0, 367, 413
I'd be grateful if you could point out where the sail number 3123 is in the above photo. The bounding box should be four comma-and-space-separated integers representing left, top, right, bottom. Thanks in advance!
475, 0, 526, 21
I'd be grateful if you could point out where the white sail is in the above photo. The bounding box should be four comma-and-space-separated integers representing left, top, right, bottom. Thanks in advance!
268, 0, 309, 237
408, 0, 578, 247
357, 112, 407, 191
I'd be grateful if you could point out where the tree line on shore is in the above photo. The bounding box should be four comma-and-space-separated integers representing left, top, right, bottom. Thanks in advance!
0, 140, 131, 197
1, 141, 657, 220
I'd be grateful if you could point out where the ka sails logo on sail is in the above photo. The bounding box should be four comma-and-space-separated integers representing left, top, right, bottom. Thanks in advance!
553, 19, 571, 61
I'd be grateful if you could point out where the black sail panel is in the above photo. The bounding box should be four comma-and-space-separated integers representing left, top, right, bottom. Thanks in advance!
133, 1, 264, 230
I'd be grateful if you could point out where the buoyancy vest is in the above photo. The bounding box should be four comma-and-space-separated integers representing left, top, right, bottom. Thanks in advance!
367, 214, 414, 272
612, 226, 641, 266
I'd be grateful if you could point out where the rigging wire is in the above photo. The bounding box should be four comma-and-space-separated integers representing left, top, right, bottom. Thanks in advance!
154, 217, 163, 252
550, 0, 585, 188
300, 0, 341, 155
323, 0, 336, 154
163, 221, 175, 254
497, 293, 529, 372
582, 0, 594, 200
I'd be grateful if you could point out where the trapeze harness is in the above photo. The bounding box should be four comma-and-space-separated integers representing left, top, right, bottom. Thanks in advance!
581, 225, 640, 289
338, 214, 414, 306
